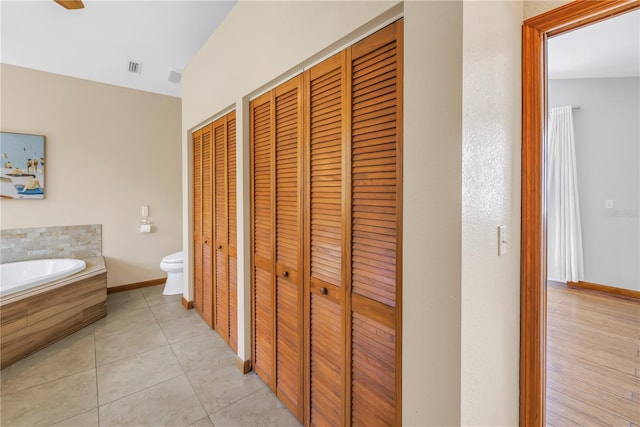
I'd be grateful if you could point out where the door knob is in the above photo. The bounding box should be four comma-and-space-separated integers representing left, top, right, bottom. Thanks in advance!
204, 240, 208, 244
282, 271, 289, 278
320, 287, 328, 295
218, 245, 222, 250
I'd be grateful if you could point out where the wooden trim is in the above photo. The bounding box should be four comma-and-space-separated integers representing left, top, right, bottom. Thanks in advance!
520, 2, 640, 426
107, 278, 166, 294
395, 19, 404, 427
235, 355, 252, 374
343, 46, 353, 427
567, 280, 640, 300
181, 297, 194, 309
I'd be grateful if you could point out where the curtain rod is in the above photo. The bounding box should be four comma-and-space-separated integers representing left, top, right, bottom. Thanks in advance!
549, 105, 581, 111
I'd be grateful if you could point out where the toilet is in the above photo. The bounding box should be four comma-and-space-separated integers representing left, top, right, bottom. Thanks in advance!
160, 251, 183, 295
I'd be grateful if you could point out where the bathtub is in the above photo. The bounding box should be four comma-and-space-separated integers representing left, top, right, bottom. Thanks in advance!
0, 258, 87, 297
0, 257, 107, 369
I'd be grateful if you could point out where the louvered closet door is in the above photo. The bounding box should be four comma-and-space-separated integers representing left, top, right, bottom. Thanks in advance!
213, 117, 229, 340
227, 112, 238, 352
193, 129, 204, 316
201, 124, 214, 328
349, 19, 402, 426
274, 76, 304, 419
304, 51, 348, 427
251, 92, 275, 386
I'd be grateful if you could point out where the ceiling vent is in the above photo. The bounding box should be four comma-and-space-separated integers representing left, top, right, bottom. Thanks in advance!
128, 60, 142, 74
168, 69, 182, 84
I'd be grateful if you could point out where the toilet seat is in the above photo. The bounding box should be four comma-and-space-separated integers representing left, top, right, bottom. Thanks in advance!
162, 251, 183, 264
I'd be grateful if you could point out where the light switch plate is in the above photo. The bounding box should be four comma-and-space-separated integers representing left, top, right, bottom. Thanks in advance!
498, 225, 507, 256
605, 200, 614, 209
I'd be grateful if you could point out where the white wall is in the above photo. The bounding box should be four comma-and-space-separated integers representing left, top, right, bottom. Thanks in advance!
1, 64, 183, 287
549, 77, 640, 291
461, 1, 523, 425
182, 1, 528, 424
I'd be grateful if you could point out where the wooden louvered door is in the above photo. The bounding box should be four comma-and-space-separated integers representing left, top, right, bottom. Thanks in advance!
304, 51, 347, 427
251, 77, 304, 421
249, 19, 402, 426
193, 124, 214, 328
192, 128, 204, 316
274, 76, 304, 419
227, 113, 238, 352
348, 19, 402, 426
251, 92, 275, 387
213, 116, 229, 341
193, 112, 236, 339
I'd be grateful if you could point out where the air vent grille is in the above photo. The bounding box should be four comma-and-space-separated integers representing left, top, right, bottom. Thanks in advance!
168, 69, 182, 84
128, 61, 142, 74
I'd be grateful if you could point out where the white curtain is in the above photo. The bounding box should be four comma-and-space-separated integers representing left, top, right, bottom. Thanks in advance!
547, 106, 584, 283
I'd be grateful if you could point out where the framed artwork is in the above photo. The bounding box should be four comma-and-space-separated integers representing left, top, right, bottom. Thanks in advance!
0, 132, 46, 199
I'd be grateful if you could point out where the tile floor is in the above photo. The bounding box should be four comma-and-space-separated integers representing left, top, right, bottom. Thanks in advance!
0, 285, 301, 427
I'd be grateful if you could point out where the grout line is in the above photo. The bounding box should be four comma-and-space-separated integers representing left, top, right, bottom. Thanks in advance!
45, 408, 97, 427
93, 328, 101, 427
0, 364, 95, 398
97, 370, 186, 408
206, 380, 269, 417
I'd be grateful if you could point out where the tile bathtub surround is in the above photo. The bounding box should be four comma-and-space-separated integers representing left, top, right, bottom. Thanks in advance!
0, 224, 101, 264
0, 284, 301, 427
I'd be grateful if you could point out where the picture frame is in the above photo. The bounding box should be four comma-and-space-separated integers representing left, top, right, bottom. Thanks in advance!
0, 132, 46, 199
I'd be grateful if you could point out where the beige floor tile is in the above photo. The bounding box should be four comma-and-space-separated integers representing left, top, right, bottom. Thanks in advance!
1, 331, 95, 395
97, 345, 184, 405
95, 323, 167, 366
187, 416, 214, 427
209, 387, 301, 427
159, 312, 211, 344
150, 300, 192, 323
49, 408, 99, 427
141, 285, 181, 307
106, 289, 148, 315
93, 306, 157, 339
171, 331, 232, 373
188, 364, 266, 414
0, 369, 97, 427
98, 375, 206, 427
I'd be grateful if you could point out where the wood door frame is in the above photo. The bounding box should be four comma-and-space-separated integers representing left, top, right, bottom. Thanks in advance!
520, 1, 640, 426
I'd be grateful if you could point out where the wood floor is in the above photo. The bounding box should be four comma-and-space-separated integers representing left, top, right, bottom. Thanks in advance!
546, 283, 640, 427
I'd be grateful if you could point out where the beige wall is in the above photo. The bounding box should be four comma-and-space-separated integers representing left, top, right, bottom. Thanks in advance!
0, 64, 182, 287
461, 1, 523, 425
182, 0, 530, 424
524, 0, 572, 19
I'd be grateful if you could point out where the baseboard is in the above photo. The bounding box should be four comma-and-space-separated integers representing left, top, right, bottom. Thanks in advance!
235, 356, 252, 374
107, 278, 166, 294
181, 297, 194, 309
567, 280, 640, 301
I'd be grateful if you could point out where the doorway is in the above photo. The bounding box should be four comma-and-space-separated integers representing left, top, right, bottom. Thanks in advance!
520, 1, 640, 426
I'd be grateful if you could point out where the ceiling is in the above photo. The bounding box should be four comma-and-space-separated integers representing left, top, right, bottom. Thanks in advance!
1, 2, 637, 96
0, 0, 236, 98
548, 9, 640, 79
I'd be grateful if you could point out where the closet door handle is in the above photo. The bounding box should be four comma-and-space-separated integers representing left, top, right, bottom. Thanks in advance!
319, 287, 328, 295
204, 240, 208, 244
218, 245, 222, 250
282, 271, 289, 278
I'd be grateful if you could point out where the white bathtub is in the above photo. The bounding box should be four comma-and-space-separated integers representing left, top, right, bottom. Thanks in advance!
0, 259, 87, 297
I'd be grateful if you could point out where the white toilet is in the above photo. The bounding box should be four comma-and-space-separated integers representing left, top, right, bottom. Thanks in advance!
160, 251, 183, 295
